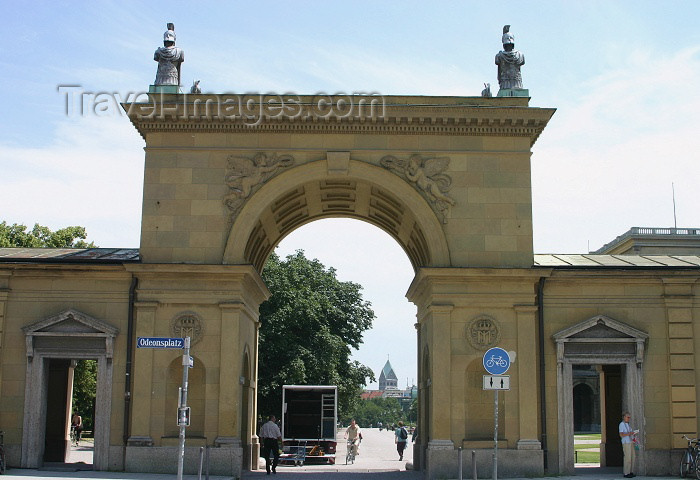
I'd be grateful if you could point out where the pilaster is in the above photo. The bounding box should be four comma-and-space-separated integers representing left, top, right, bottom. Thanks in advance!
128, 300, 158, 445
514, 304, 540, 449
0, 270, 9, 401
663, 278, 698, 447
218, 302, 242, 438
429, 304, 453, 442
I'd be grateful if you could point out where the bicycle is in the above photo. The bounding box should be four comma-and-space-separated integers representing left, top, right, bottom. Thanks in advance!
70, 426, 79, 447
346, 438, 361, 465
0, 430, 6, 474
680, 434, 700, 478
485, 355, 507, 368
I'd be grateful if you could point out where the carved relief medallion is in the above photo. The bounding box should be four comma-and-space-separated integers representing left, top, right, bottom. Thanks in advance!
223, 152, 295, 221
171, 311, 204, 345
379, 154, 455, 223
466, 315, 501, 350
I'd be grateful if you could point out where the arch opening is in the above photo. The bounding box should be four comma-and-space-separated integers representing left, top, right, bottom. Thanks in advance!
223, 160, 450, 272
253, 217, 420, 468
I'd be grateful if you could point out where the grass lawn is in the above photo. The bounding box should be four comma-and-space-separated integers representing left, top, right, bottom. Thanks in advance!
574, 434, 601, 464
576, 450, 600, 463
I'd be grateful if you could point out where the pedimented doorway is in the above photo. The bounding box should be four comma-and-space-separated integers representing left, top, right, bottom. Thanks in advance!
21, 309, 117, 470
553, 315, 649, 474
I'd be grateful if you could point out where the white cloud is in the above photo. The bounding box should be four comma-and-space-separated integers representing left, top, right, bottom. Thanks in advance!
0, 115, 144, 247
532, 46, 700, 253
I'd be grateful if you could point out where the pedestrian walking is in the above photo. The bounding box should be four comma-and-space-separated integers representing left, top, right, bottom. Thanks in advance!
395, 421, 408, 461
259, 415, 282, 475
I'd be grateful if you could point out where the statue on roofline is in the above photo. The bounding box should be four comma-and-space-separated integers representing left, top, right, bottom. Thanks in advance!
154, 22, 184, 86
495, 25, 525, 91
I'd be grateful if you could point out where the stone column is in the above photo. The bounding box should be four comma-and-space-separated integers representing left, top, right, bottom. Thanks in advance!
128, 301, 158, 445
598, 365, 607, 467
413, 321, 422, 469
250, 320, 261, 469
514, 305, 541, 450
557, 360, 574, 473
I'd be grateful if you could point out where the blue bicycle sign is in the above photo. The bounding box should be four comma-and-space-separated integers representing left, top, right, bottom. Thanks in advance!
483, 347, 511, 375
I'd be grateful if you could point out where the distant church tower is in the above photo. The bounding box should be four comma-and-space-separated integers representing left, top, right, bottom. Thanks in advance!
379, 359, 398, 391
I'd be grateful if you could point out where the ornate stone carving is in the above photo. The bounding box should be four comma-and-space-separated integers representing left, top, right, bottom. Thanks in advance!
380, 154, 455, 223
466, 315, 501, 350
223, 152, 295, 220
171, 311, 204, 345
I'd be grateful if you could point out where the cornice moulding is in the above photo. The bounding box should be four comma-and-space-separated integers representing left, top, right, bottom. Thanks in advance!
123, 95, 556, 147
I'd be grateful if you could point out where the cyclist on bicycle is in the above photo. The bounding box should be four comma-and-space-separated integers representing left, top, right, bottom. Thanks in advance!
71, 411, 83, 445
344, 419, 362, 457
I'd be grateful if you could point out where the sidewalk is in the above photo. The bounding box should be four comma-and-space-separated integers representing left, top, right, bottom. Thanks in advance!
0, 468, 681, 480
0, 428, 678, 480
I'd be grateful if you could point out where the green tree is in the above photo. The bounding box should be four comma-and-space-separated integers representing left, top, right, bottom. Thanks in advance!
0, 221, 96, 248
347, 397, 405, 427
257, 250, 376, 421
407, 398, 418, 423
72, 359, 97, 432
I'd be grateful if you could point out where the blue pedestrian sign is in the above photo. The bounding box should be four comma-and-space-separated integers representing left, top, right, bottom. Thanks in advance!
483, 347, 511, 375
137, 337, 185, 349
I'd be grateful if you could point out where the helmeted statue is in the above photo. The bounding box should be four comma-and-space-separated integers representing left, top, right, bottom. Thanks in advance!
154, 23, 184, 86
495, 25, 524, 90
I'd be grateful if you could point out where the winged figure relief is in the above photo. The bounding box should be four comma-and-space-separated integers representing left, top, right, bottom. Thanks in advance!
380, 154, 455, 222
223, 152, 294, 214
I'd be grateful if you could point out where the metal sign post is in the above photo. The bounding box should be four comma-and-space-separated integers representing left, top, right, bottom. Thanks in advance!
136, 336, 191, 478
177, 336, 191, 480
493, 389, 498, 480
483, 347, 512, 480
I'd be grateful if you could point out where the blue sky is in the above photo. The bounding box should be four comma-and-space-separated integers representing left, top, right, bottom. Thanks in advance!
2, 1, 700, 389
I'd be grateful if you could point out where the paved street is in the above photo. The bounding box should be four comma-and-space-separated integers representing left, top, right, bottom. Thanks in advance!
0, 428, 681, 480
250, 425, 415, 474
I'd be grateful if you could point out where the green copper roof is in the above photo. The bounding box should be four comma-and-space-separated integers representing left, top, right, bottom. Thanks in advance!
380, 360, 397, 380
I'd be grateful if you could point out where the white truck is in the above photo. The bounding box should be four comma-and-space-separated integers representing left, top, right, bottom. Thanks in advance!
280, 385, 338, 465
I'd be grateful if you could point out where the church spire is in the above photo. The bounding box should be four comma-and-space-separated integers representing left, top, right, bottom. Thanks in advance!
378, 358, 398, 391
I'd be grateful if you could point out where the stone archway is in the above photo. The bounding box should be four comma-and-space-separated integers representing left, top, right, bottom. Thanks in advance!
124, 94, 555, 478
21, 309, 118, 470
222, 157, 451, 271
553, 315, 649, 474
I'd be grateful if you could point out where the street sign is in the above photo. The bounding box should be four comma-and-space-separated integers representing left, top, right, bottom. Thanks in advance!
177, 406, 191, 427
483, 347, 511, 375
483, 375, 510, 390
137, 337, 185, 349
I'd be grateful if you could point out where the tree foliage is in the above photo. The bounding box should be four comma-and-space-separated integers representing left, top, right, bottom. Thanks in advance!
257, 250, 376, 421
347, 397, 416, 427
72, 359, 97, 432
0, 221, 96, 248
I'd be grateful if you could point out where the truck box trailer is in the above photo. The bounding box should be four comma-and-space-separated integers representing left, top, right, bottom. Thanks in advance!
280, 385, 337, 465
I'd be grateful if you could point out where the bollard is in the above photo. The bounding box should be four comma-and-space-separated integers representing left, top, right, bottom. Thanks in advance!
198, 446, 204, 480
458, 447, 463, 480
472, 450, 477, 480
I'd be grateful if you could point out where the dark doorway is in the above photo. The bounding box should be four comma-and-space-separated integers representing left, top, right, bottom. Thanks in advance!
574, 383, 595, 432
43, 359, 72, 462
603, 364, 623, 467
43, 358, 96, 469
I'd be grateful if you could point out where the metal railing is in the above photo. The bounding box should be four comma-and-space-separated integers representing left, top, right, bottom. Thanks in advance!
592, 227, 700, 254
